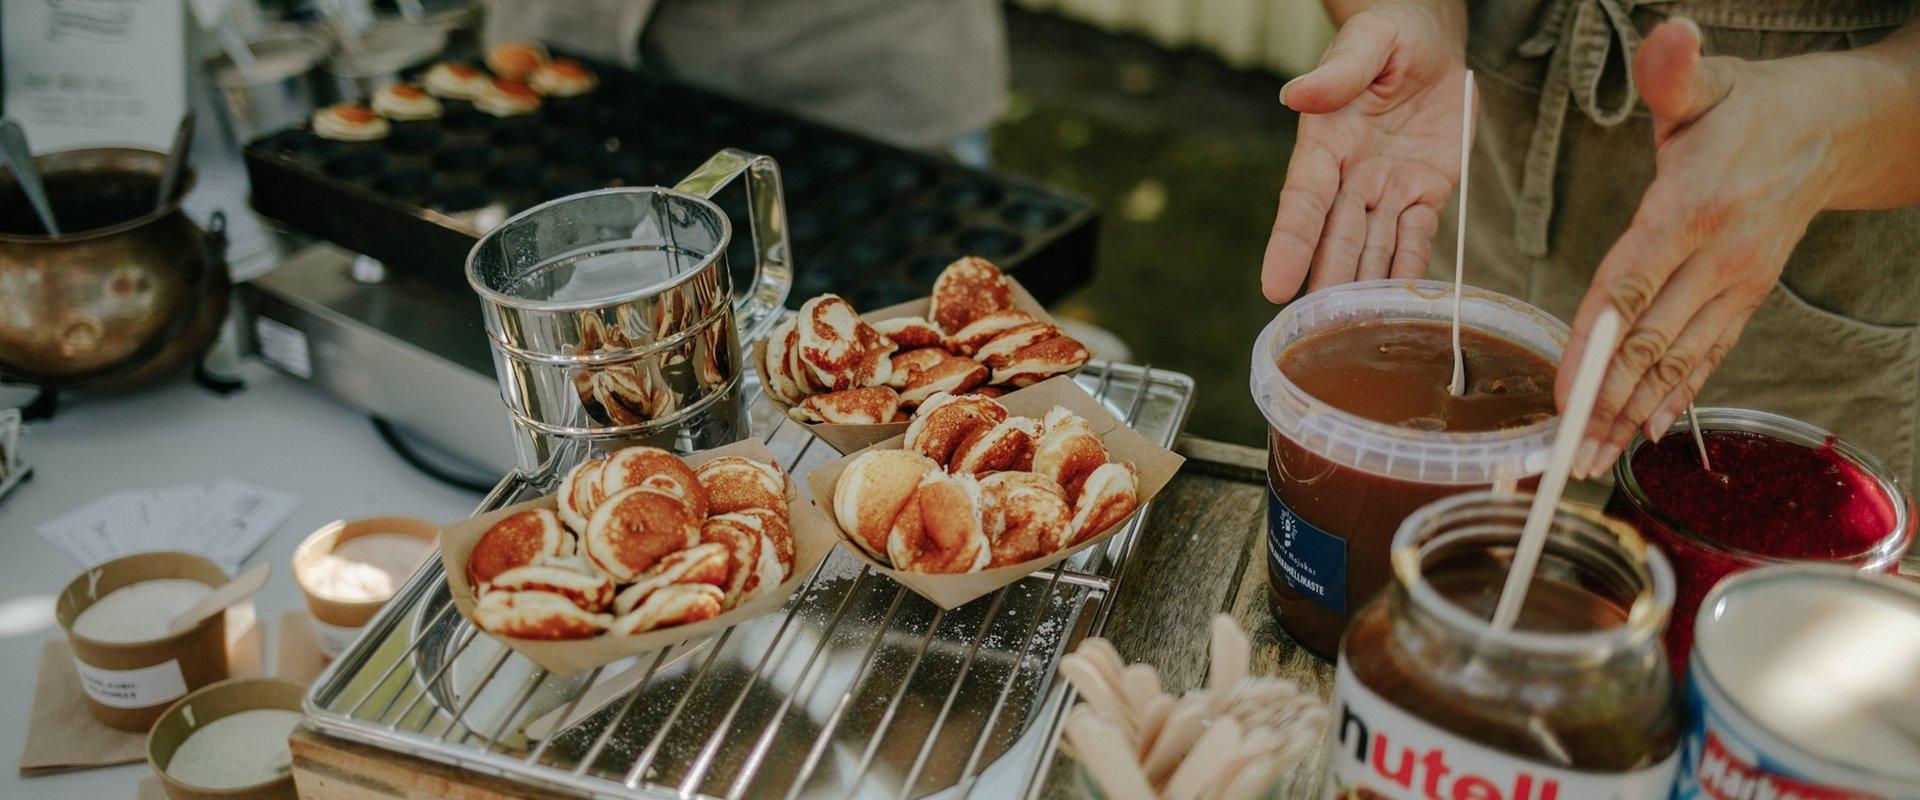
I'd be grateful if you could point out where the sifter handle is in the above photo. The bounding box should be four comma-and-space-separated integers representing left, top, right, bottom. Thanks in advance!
674, 149, 792, 344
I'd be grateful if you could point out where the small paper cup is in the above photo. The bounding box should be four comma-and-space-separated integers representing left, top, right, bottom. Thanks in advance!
437, 438, 839, 675
56, 552, 233, 732
755, 277, 1081, 454
805, 375, 1185, 609
292, 516, 439, 659
146, 678, 304, 800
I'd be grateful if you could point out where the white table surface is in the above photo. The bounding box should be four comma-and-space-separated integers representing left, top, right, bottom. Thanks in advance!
0, 361, 488, 799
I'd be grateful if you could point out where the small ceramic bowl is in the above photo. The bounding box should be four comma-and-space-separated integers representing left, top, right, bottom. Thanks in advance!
147, 678, 306, 800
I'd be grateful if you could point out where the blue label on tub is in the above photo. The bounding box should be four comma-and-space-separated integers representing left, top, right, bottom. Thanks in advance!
1267, 484, 1345, 613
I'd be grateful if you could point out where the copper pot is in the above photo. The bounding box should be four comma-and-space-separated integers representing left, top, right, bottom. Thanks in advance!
0, 148, 229, 388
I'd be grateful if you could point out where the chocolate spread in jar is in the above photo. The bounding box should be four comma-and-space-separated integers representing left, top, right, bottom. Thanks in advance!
1268, 320, 1555, 658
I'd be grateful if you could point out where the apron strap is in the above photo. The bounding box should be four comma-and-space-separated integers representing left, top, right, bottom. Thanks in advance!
1511, 0, 1666, 256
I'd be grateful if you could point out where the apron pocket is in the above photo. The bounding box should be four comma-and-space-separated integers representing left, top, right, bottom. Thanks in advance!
1700, 281, 1920, 484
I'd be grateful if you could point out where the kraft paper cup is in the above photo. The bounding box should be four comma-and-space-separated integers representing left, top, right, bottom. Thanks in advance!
146, 678, 304, 800
56, 552, 232, 732
437, 437, 838, 675
292, 515, 439, 659
806, 375, 1186, 609
755, 276, 1081, 455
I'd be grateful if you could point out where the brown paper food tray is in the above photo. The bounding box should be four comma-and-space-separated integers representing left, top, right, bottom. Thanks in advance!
804, 375, 1185, 609
753, 277, 1080, 454
437, 438, 838, 675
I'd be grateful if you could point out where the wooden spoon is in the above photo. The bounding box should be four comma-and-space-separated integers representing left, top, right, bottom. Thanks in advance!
166, 563, 270, 635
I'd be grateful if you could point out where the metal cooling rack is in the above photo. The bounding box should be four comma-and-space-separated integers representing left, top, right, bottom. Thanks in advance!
304, 361, 1194, 799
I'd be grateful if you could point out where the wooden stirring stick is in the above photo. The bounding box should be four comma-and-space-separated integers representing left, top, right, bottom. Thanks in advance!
1490, 308, 1623, 630
1448, 70, 1477, 397
167, 563, 271, 635
1685, 405, 1714, 473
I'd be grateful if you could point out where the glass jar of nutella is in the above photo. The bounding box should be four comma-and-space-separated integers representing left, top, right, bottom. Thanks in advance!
1323, 491, 1681, 800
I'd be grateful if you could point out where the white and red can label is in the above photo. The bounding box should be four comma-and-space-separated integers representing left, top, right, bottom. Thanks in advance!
1322, 660, 1678, 800
1675, 663, 1906, 800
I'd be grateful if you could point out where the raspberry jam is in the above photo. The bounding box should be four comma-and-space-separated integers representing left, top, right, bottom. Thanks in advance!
1606, 409, 1914, 673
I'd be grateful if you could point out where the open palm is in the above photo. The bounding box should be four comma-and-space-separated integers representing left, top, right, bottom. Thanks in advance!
1261, 5, 1469, 303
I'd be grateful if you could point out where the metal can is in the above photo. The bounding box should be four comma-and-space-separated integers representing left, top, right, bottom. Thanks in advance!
1677, 564, 1920, 799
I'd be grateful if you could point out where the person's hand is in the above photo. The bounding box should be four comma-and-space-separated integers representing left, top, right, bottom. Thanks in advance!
1260, 2, 1468, 303
1565, 18, 1851, 477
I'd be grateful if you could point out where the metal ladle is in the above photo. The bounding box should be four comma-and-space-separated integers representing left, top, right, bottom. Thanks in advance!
154, 112, 195, 211
0, 119, 59, 235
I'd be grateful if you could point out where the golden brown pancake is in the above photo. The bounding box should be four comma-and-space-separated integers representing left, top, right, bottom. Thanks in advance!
468, 508, 573, 589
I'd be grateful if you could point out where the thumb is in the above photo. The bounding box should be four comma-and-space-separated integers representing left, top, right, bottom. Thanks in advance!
1282, 12, 1397, 114
1635, 17, 1734, 142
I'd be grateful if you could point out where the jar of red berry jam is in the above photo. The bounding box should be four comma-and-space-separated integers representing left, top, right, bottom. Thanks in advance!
1605, 408, 1914, 673
1323, 491, 1681, 800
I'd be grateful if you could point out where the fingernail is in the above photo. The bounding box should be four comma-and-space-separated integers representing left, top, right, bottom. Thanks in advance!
1595, 443, 1624, 476
1279, 76, 1303, 107
1572, 440, 1598, 479
1648, 409, 1676, 442
1672, 15, 1703, 45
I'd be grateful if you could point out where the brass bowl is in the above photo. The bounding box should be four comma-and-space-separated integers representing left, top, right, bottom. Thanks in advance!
0, 147, 227, 388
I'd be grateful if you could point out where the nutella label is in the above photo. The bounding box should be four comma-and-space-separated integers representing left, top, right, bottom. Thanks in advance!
1323, 660, 1678, 800
71, 656, 189, 709
1674, 667, 1894, 800
1268, 483, 1346, 612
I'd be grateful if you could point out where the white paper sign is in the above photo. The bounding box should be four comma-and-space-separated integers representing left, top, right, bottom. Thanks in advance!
2, 0, 189, 151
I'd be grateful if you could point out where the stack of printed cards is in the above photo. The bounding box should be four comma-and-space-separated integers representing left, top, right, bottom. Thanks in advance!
36, 478, 298, 572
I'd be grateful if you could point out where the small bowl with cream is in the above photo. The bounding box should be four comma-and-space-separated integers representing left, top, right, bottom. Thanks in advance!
147, 678, 305, 800
56, 552, 233, 731
292, 516, 437, 657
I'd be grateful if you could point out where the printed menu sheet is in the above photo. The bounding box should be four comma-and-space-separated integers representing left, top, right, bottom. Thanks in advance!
2, 0, 189, 151
36, 478, 297, 573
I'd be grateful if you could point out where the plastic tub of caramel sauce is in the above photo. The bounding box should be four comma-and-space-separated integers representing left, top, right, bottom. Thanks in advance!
1250, 279, 1566, 658
292, 516, 438, 658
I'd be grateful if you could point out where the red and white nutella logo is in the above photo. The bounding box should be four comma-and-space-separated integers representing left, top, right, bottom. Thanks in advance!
1335, 703, 1565, 800
1692, 731, 1884, 800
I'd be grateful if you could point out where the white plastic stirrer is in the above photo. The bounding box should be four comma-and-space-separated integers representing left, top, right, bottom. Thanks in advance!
1489, 308, 1623, 631
1448, 70, 1476, 397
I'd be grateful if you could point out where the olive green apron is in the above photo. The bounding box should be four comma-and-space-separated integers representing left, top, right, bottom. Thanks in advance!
1446, 0, 1920, 486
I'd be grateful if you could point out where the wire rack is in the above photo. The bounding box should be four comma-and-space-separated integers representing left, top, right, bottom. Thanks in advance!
304, 361, 1194, 799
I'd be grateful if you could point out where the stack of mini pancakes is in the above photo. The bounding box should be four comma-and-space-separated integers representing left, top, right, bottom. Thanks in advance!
762, 257, 1092, 424
831, 394, 1139, 573
309, 42, 597, 141
466, 446, 791, 640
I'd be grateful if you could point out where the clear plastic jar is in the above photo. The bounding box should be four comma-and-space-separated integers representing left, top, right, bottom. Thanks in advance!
1250, 280, 1565, 658
1323, 491, 1681, 799
1605, 407, 1914, 673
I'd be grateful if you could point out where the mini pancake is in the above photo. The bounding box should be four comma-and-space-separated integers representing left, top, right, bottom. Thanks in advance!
886, 472, 991, 573
903, 393, 1008, 466
872, 316, 945, 350
946, 310, 1037, 355
949, 416, 1041, 476
974, 322, 1063, 368
797, 295, 895, 390
979, 471, 1072, 567
791, 386, 900, 425
730, 507, 793, 572
611, 542, 732, 614
422, 62, 490, 99
607, 584, 724, 636
474, 589, 611, 640
928, 257, 1014, 334
833, 449, 938, 561
699, 515, 764, 607
529, 58, 596, 97
991, 336, 1091, 387
483, 564, 615, 612
558, 456, 608, 533
468, 508, 573, 588
370, 83, 441, 121
694, 456, 786, 515
763, 317, 812, 404
599, 446, 708, 519
1069, 462, 1140, 545
887, 348, 953, 390
485, 41, 549, 81
1031, 407, 1108, 503
311, 103, 389, 141
583, 486, 700, 582
475, 78, 541, 117
900, 357, 990, 408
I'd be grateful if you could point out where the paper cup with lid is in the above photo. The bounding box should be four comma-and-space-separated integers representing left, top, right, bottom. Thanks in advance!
56, 551, 233, 731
